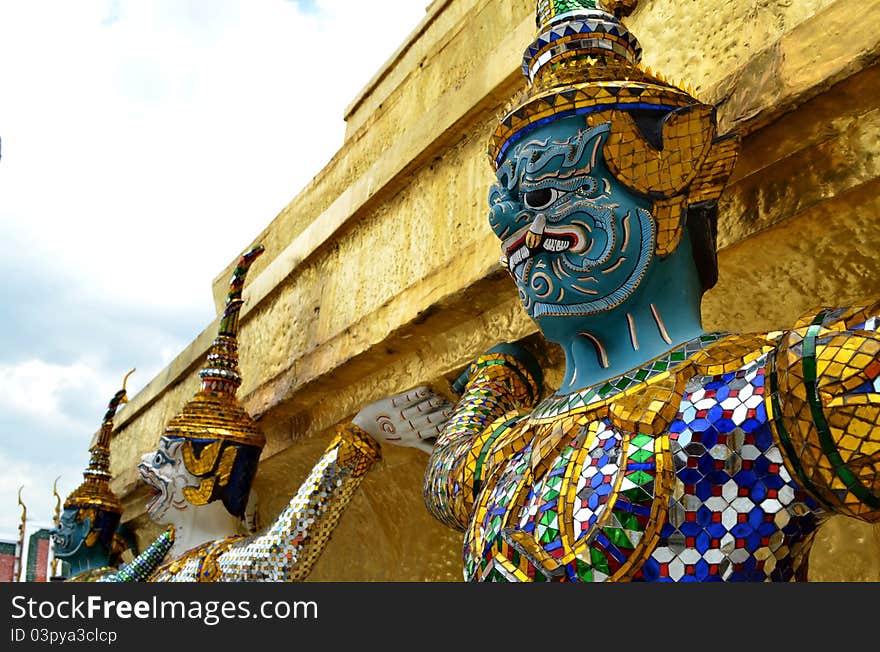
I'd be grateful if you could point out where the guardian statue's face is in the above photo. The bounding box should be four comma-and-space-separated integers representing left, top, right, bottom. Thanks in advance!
138, 437, 198, 524
51, 507, 91, 558
490, 117, 654, 325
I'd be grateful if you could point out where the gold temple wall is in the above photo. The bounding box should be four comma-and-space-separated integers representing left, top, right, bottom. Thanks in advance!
109, 0, 880, 581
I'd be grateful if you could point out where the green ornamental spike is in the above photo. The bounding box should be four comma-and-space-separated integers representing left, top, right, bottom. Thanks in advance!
218, 244, 265, 338
535, 1, 639, 30
536, 0, 599, 29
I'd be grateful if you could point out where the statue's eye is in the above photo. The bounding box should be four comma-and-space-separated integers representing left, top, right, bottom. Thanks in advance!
523, 188, 562, 210
153, 451, 170, 467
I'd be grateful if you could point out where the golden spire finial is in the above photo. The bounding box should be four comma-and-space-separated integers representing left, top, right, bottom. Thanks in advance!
162, 245, 266, 449
63, 372, 135, 515
51, 477, 62, 577
15, 487, 26, 582
52, 476, 62, 526
17, 486, 26, 523
121, 368, 136, 398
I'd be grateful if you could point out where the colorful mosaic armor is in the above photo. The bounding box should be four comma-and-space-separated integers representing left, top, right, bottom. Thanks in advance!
426, 306, 880, 581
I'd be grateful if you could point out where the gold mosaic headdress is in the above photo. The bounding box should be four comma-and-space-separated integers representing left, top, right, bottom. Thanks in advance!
162, 245, 265, 507
63, 369, 135, 515
491, 0, 739, 255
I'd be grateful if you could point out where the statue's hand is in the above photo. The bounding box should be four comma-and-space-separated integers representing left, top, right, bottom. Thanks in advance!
352, 386, 453, 454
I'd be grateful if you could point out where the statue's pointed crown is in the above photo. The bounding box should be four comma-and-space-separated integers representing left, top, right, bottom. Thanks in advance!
490, 0, 704, 166
161, 245, 265, 449
63, 370, 135, 514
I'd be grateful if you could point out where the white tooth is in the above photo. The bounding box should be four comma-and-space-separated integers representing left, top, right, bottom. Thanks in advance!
510, 246, 529, 268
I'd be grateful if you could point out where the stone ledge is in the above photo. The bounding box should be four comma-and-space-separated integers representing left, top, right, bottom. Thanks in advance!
711, 0, 880, 136
344, 0, 453, 128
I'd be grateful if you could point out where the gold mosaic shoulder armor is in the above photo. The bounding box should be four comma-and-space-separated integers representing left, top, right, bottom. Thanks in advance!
768, 302, 880, 522
424, 353, 541, 531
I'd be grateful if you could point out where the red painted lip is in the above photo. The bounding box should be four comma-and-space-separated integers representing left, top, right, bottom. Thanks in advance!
504, 233, 527, 257
503, 227, 585, 258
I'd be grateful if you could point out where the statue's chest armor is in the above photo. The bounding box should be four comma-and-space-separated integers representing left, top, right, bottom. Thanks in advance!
465, 417, 663, 582
465, 356, 822, 582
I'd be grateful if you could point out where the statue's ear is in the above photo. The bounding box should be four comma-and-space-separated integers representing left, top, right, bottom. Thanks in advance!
182, 439, 223, 476
84, 529, 100, 548
603, 106, 716, 199
77, 513, 96, 547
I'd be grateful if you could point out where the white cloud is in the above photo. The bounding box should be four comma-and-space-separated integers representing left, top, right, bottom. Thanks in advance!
0, 358, 108, 430
0, 0, 427, 312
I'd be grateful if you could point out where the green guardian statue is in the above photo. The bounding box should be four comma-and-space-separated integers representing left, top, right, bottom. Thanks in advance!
52, 371, 137, 580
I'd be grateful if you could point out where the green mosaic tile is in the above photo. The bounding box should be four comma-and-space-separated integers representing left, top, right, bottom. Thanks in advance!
630, 448, 653, 463
631, 433, 653, 448
605, 527, 635, 550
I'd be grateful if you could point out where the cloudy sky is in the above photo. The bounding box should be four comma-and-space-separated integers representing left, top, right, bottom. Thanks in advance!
0, 0, 428, 547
